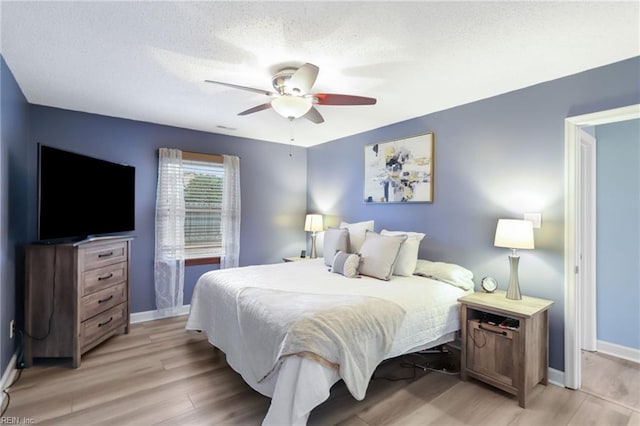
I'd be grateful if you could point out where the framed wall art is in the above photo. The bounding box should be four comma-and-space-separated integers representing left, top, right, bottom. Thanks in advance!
363, 132, 434, 203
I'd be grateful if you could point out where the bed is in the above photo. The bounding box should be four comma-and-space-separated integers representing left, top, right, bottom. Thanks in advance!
185, 254, 473, 425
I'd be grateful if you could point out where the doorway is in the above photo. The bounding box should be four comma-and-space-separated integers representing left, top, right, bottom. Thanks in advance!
564, 103, 640, 390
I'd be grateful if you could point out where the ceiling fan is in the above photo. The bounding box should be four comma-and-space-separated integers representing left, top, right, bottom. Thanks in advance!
205, 63, 376, 124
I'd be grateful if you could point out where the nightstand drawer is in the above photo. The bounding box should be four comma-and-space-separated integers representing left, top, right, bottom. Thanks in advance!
81, 282, 127, 321
467, 319, 517, 387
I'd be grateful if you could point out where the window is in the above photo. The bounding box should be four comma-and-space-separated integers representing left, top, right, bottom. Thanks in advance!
182, 151, 223, 264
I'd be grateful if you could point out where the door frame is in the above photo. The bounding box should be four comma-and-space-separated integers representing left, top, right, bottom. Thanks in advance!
579, 129, 597, 352
564, 104, 640, 389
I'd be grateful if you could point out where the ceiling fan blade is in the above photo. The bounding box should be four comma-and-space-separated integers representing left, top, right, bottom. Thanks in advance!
205, 80, 276, 97
303, 106, 324, 124
289, 63, 319, 94
314, 93, 377, 106
238, 102, 273, 116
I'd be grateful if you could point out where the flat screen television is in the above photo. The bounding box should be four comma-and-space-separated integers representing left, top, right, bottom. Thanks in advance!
38, 144, 135, 242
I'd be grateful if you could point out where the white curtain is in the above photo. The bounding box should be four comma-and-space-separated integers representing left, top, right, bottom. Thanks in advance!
154, 148, 185, 311
221, 155, 241, 268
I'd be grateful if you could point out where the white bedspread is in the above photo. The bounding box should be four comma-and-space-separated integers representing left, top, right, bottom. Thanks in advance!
186, 258, 470, 425
237, 287, 406, 400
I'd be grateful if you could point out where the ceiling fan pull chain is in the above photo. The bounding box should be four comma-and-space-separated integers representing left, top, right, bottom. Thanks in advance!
289, 117, 294, 157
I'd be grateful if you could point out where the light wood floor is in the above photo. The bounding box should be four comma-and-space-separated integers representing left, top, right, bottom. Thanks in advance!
4, 316, 639, 425
582, 350, 640, 412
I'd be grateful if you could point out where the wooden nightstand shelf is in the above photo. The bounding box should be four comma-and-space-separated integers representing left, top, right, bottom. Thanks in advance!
458, 291, 553, 408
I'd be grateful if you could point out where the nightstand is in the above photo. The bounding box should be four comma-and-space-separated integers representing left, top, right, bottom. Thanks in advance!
458, 291, 553, 408
282, 256, 310, 262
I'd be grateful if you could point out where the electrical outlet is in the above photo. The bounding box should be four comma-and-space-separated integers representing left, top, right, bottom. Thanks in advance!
9, 320, 14, 339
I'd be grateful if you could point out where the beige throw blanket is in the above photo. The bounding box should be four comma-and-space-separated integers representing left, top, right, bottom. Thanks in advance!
236, 287, 406, 400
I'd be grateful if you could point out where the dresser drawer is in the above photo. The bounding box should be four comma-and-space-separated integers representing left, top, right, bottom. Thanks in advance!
82, 241, 128, 270
82, 262, 127, 296
81, 303, 126, 351
81, 283, 126, 322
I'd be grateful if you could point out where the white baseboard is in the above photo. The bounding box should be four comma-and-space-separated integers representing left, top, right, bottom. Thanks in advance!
130, 305, 191, 324
597, 340, 640, 364
548, 367, 565, 387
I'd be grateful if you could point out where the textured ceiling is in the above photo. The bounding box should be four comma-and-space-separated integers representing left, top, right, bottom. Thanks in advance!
1, 1, 638, 147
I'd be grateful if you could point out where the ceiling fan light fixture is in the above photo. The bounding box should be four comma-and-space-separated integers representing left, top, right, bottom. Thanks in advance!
271, 96, 312, 119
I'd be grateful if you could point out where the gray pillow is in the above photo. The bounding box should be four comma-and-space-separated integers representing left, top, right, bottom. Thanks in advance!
331, 251, 361, 278
358, 231, 407, 280
323, 227, 349, 266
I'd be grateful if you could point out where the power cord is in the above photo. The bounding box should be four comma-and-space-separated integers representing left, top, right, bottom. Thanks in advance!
372, 351, 460, 382
468, 324, 487, 349
0, 350, 24, 417
405, 352, 460, 376
24, 248, 57, 341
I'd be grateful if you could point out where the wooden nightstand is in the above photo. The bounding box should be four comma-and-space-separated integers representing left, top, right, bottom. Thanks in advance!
458, 291, 553, 408
282, 256, 310, 262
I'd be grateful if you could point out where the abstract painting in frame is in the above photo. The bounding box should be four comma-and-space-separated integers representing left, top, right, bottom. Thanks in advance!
364, 132, 434, 203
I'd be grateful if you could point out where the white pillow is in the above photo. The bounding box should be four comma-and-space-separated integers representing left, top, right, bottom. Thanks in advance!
323, 227, 350, 266
381, 229, 426, 276
339, 220, 374, 253
414, 259, 474, 290
358, 231, 407, 281
331, 251, 361, 278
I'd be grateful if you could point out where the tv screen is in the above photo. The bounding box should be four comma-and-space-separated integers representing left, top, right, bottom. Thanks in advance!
38, 145, 135, 242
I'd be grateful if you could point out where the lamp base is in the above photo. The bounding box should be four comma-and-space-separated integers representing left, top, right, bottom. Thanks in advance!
506, 255, 522, 300
310, 233, 318, 259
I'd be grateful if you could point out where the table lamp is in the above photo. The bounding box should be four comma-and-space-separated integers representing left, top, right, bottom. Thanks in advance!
304, 214, 324, 259
494, 219, 535, 300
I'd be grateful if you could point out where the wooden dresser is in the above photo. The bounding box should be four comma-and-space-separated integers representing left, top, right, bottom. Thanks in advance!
24, 236, 132, 367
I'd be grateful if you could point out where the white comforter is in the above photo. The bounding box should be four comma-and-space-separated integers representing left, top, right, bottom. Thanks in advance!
186, 259, 469, 425
237, 287, 406, 400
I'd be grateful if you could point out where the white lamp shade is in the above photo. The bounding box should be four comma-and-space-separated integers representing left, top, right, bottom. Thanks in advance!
271, 96, 312, 119
494, 219, 535, 249
304, 214, 324, 232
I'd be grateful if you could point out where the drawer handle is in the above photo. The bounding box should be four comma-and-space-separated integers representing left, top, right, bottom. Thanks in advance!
478, 323, 508, 336
98, 273, 114, 281
98, 251, 114, 258
98, 295, 114, 304
98, 317, 113, 327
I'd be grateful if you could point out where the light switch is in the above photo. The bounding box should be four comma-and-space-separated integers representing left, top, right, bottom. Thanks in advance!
524, 213, 542, 229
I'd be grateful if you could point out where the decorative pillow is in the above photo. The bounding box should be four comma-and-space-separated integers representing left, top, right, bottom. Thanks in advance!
413, 259, 474, 291
339, 220, 374, 253
381, 229, 426, 276
323, 227, 349, 266
358, 231, 407, 281
331, 251, 361, 278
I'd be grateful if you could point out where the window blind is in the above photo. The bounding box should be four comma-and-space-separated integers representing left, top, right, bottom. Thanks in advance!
182, 154, 223, 259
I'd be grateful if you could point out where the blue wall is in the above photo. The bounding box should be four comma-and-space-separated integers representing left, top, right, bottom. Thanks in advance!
596, 119, 640, 349
27, 106, 308, 313
307, 56, 640, 371
1, 57, 30, 373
